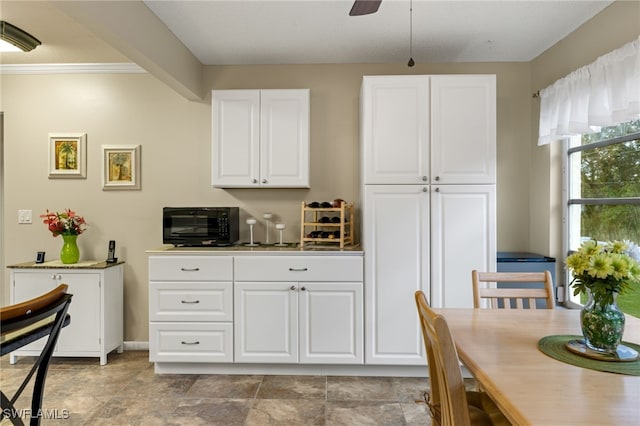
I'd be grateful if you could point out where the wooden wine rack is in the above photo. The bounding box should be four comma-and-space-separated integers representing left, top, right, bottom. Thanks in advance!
300, 201, 355, 248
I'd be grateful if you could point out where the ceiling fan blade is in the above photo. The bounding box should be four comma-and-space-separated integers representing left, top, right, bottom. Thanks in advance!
349, 0, 382, 16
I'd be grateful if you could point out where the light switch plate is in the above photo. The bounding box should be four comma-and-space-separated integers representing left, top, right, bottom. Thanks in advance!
18, 209, 32, 224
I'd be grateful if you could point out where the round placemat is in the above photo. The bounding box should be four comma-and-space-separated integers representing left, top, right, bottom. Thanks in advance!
538, 335, 640, 376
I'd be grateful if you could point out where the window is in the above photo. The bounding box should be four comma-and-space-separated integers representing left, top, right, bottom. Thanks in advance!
564, 120, 640, 317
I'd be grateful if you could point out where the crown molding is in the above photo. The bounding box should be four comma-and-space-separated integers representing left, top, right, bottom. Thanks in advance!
0, 63, 146, 75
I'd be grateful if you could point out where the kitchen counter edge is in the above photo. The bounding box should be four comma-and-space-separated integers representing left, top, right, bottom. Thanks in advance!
146, 244, 363, 256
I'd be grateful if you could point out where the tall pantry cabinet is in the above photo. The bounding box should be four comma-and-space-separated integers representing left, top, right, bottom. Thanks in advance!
361, 75, 496, 365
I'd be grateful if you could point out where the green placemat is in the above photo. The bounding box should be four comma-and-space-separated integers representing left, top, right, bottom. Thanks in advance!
538, 335, 640, 376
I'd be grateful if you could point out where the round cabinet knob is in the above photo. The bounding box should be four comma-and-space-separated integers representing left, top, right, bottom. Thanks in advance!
300, 286, 307, 291
290, 285, 297, 291
252, 178, 258, 184
435, 187, 440, 192
435, 176, 441, 181
422, 187, 428, 192
422, 176, 428, 182
262, 179, 268, 184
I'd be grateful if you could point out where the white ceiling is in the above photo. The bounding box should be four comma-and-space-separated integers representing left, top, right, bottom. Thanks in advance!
142, 0, 613, 65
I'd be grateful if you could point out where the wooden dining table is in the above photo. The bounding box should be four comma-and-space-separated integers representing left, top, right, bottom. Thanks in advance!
434, 308, 640, 425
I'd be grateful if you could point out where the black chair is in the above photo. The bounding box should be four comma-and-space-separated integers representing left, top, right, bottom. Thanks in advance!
1, 284, 72, 426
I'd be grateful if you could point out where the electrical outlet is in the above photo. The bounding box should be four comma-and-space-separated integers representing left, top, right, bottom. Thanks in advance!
18, 209, 32, 224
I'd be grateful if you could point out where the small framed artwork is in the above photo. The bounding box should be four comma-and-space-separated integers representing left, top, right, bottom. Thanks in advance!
48, 133, 87, 178
102, 145, 141, 190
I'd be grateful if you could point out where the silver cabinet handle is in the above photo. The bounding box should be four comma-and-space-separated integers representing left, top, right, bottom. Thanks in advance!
435, 187, 440, 192
422, 187, 427, 192
181, 300, 200, 304
180, 267, 200, 272
435, 176, 440, 181
51, 274, 63, 280
422, 176, 428, 181
301, 286, 307, 291
288, 268, 308, 272
181, 341, 200, 345
290, 285, 297, 291
252, 178, 258, 184
262, 179, 268, 184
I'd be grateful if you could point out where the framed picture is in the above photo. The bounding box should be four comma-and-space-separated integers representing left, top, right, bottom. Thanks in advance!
48, 133, 87, 178
102, 145, 141, 190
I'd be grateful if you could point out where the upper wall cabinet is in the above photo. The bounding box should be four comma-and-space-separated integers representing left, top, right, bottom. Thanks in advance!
212, 89, 310, 188
361, 75, 496, 185
430, 75, 496, 184
361, 76, 430, 185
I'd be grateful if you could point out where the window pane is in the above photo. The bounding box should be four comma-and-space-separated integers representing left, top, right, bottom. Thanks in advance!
565, 120, 640, 318
578, 139, 640, 198
570, 204, 640, 246
580, 119, 640, 145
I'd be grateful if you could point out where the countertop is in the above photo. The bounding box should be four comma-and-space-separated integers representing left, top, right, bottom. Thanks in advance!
7, 260, 125, 269
146, 243, 363, 256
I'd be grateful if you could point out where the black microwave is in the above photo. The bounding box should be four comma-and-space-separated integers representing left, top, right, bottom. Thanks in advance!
163, 207, 239, 247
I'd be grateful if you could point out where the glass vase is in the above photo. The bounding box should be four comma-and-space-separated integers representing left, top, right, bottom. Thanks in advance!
60, 234, 80, 264
580, 290, 625, 354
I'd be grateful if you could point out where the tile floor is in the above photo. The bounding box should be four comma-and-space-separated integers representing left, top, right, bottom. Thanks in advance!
0, 351, 471, 425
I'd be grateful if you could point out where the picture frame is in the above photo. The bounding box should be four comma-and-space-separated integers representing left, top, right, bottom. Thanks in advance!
102, 145, 141, 190
48, 133, 87, 178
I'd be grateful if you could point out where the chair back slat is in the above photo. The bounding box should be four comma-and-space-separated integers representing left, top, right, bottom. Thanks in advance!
472, 270, 555, 310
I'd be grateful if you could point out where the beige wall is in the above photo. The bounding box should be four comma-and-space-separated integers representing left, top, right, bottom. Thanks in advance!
2, 62, 531, 341
528, 0, 640, 285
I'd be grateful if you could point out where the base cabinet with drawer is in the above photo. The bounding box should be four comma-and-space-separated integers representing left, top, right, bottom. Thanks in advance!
234, 256, 363, 365
148, 256, 233, 363
148, 252, 364, 369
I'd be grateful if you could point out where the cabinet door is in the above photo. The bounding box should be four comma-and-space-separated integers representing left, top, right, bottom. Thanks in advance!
430, 185, 496, 308
363, 185, 429, 365
234, 282, 298, 363
430, 75, 496, 184
260, 89, 310, 188
361, 76, 430, 185
12, 272, 101, 353
11, 274, 56, 352
299, 282, 363, 364
211, 90, 260, 187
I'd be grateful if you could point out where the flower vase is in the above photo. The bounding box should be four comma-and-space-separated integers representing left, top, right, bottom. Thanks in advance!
580, 290, 625, 353
60, 234, 80, 264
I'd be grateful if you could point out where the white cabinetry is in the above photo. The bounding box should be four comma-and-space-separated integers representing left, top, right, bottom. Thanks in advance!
234, 256, 363, 364
361, 74, 496, 365
430, 75, 496, 184
212, 89, 310, 188
363, 186, 429, 365
430, 184, 496, 308
362, 75, 495, 185
8, 262, 124, 365
361, 76, 430, 184
148, 256, 233, 363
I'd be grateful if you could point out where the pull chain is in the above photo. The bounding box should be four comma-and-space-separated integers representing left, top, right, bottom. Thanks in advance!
408, 0, 415, 67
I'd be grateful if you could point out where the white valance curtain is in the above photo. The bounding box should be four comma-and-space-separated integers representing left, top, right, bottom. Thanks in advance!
538, 36, 640, 145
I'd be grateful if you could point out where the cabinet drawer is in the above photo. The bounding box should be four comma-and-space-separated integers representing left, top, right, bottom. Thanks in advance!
234, 256, 363, 282
149, 322, 233, 363
149, 282, 233, 322
149, 256, 232, 281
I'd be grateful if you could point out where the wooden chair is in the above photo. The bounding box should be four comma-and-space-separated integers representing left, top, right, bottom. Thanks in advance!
471, 270, 555, 309
1, 284, 72, 426
415, 291, 511, 426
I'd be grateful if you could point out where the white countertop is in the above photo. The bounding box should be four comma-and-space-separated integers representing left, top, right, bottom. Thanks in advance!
146, 243, 363, 256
